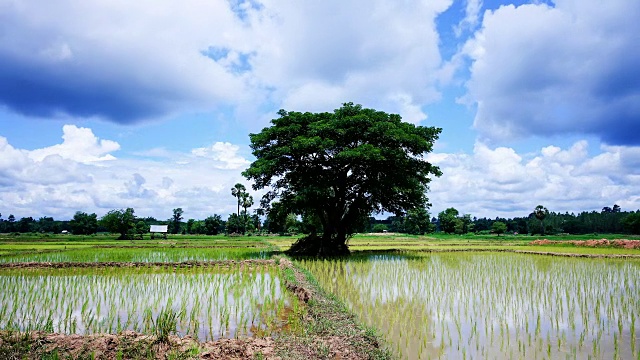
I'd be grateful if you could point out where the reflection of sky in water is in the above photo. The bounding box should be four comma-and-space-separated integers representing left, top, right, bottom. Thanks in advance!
308, 253, 640, 360
0, 248, 268, 263
0, 269, 288, 340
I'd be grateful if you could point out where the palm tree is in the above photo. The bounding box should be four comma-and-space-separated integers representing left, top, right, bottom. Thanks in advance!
241, 193, 253, 234
534, 205, 549, 235
231, 183, 246, 217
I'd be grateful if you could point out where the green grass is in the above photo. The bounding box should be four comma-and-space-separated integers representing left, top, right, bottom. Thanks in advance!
0, 247, 270, 263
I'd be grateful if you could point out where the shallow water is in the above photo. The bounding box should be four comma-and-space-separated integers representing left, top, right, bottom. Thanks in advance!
0, 266, 298, 340
302, 252, 640, 359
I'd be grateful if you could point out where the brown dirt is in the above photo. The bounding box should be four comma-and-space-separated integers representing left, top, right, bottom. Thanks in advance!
530, 239, 640, 249
1, 330, 281, 359
0, 259, 276, 269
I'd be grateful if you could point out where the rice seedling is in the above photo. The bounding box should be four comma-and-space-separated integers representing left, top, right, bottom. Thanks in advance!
301, 252, 640, 359
0, 247, 268, 263
0, 264, 304, 341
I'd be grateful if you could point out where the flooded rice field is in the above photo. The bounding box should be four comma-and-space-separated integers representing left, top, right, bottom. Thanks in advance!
302, 252, 640, 359
0, 264, 302, 341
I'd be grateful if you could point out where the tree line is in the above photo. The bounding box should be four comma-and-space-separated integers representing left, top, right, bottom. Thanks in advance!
2, 202, 639, 238
368, 204, 640, 235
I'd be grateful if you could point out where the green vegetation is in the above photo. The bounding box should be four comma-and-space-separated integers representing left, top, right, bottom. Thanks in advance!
243, 102, 441, 256
100, 208, 137, 240
0, 247, 268, 263
0, 230, 638, 359
0, 264, 303, 341
301, 252, 640, 359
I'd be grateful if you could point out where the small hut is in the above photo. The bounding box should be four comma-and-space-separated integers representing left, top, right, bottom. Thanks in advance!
149, 225, 168, 239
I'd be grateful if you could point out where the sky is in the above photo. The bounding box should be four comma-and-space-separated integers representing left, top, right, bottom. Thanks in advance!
0, 0, 639, 221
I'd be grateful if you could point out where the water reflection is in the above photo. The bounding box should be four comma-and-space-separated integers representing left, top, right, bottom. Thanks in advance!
304, 253, 640, 359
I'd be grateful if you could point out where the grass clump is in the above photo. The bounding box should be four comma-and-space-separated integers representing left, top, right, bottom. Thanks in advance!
147, 307, 184, 343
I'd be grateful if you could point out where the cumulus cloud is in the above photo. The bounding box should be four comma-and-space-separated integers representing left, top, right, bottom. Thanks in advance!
3, 124, 640, 221
427, 140, 640, 218
29, 125, 120, 162
191, 142, 251, 170
462, 0, 640, 145
0, 1, 246, 123
0, 0, 452, 125
0, 126, 251, 219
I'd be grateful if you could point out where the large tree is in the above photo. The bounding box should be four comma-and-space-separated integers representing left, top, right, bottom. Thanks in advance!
622, 212, 640, 234
231, 183, 246, 217
69, 211, 98, 235
171, 208, 183, 234
438, 207, 459, 234
243, 102, 441, 256
204, 215, 223, 235
100, 208, 136, 240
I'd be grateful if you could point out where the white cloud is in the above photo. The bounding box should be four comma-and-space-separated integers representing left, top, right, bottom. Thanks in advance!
427, 140, 640, 218
29, 125, 120, 163
0, 126, 252, 219
2, 125, 640, 220
462, 0, 640, 145
0, 0, 454, 126
191, 142, 250, 170
454, 0, 483, 37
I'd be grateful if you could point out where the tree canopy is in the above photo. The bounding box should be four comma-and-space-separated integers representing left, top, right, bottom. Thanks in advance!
243, 102, 441, 255
100, 208, 136, 240
69, 211, 98, 235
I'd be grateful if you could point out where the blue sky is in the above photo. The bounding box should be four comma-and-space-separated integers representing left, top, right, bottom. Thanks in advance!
0, 0, 639, 221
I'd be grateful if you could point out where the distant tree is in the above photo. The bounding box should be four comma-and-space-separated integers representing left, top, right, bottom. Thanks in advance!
37, 216, 58, 233
4, 214, 16, 232
438, 208, 459, 234
284, 213, 300, 234
534, 205, 549, 235
225, 213, 243, 234
492, 221, 507, 236
135, 220, 148, 239
243, 103, 441, 256
264, 203, 287, 234
622, 212, 640, 234
240, 193, 253, 234
612, 204, 621, 213
69, 212, 98, 235
231, 183, 247, 217
372, 224, 388, 233
186, 219, 196, 234
171, 208, 184, 234
204, 215, 223, 235
251, 213, 262, 233
460, 214, 473, 234
17, 217, 35, 233
100, 208, 136, 240
191, 220, 205, 235
404, 207, 434, 235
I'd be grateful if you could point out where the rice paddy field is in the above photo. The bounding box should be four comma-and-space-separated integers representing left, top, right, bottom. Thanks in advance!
1, 232, 639, 359
302, 252, 640, 359
0, 264, 303, 341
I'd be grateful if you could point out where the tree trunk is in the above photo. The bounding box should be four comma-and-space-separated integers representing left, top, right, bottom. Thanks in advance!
286, 220, 350, 256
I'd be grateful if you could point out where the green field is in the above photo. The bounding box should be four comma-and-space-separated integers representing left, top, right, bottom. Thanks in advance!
0, 232, 639, 359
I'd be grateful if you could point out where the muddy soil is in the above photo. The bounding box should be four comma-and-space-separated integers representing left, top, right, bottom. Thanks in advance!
0, 259, 276, 269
